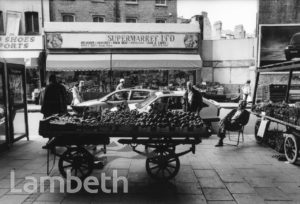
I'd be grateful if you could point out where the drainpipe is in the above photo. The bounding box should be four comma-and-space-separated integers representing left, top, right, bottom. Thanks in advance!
41, 0, 44, 27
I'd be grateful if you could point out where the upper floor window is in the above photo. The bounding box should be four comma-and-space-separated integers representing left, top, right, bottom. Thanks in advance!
93, 16, 105, 22
126, 0, 138, 4
25, 12, 39, 34
0, 11, 4, 34
126, 18, 137, 23
156, 19, 166, 23
155, 0, 166, 6
62, 14, 75, 22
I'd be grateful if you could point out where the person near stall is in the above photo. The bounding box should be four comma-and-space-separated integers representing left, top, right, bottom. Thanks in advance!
242, 80, 251, 101
41, 74, 68, 118
39, 86, 46, 106
116, 78, 125, 90
215, 100, 250, 147
183, 81, 203, 115
79, 80, 84, 99
71, 82, 82, 105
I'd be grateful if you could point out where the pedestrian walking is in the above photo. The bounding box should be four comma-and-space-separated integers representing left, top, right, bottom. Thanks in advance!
242, 80, 251, 101
41, 74, 68, 118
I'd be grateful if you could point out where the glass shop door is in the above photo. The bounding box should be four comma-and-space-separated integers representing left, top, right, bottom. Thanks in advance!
7, 63, 29, 142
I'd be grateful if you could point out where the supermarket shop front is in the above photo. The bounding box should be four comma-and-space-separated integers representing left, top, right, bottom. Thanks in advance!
44, 22, 202, 100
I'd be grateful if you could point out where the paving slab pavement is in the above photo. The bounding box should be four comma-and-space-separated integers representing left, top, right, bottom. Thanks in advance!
0, 111, 299, 203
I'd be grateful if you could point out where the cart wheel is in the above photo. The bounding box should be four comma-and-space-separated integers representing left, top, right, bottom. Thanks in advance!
58, 147, 94, 179
145, 148, 180, 180
284, 134, 299, 164
255, 119, 264, 144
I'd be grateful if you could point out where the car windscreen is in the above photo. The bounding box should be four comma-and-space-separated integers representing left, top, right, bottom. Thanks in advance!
136, 94, 157, 109
291, 34, 300, 44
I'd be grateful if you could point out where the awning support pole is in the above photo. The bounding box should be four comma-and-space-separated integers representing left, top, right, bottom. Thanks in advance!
285, 70, 293, 103
110, 53, 112, 91
252, 70, 260, 109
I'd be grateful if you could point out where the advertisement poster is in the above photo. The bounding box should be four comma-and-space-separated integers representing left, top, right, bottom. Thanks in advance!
9, 73, 23, 105
259, 24, 300, 66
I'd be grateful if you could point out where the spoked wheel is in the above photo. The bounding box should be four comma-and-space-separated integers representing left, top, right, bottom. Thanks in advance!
145, 148, 180, 180
58, 147, 94, 179
284, 134, 299, 164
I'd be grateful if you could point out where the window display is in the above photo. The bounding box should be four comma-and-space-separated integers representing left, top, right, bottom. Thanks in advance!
48, 70, 196, 101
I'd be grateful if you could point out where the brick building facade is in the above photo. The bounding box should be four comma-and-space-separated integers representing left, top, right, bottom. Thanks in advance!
259, 0, 300, 24
50, 0, 177, 23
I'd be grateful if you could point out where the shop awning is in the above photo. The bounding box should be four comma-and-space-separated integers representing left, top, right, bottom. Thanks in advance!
0, 51, 40, 68
46, 54, 111, 71
112, 54, 202, 70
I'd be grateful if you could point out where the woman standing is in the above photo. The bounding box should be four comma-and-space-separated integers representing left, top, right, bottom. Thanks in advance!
71, 82, 82, 105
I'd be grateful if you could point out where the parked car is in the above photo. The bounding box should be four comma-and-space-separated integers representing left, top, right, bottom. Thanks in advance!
126, 90, 221, 136
285, 32, 300, 61
72, 89, 154, 113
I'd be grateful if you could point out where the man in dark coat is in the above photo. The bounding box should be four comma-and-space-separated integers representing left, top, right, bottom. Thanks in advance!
215, 100, 250, 147
41, 74, 68, 118
183, 81, 203, 115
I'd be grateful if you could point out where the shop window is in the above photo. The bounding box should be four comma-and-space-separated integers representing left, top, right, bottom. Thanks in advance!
155, 0, 166, 6
62, 14, 75, 22
25, 12, 39, 34
0, 11, 4, 34
130, 91, 150, 100
126, 0, 138, 4
126, 18, 137, 23
156, 19, 166, 23
93, 16, 105, 22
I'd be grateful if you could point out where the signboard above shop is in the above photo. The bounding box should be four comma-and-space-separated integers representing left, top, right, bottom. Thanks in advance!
46, 33, 199, 49
0, 35, 43, 50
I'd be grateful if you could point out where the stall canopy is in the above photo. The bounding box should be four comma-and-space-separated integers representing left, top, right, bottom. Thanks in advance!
112, 54, 202, 70
46, 54, 111, 71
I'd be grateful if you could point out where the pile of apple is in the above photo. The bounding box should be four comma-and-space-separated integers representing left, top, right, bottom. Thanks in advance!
135, 111, 203, 131
49, 110, 204, 131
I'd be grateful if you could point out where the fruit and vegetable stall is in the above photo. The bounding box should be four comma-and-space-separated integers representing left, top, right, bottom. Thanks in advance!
252, 60, 300, 164
39, 110, 208, 180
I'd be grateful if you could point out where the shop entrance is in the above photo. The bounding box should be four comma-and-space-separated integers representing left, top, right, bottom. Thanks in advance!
0, 59, 29, 149
7, 64, 28, 141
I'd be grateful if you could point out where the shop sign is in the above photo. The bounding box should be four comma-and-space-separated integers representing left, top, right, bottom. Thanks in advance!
0, 35, 43, 50
46, 33, 198, 49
